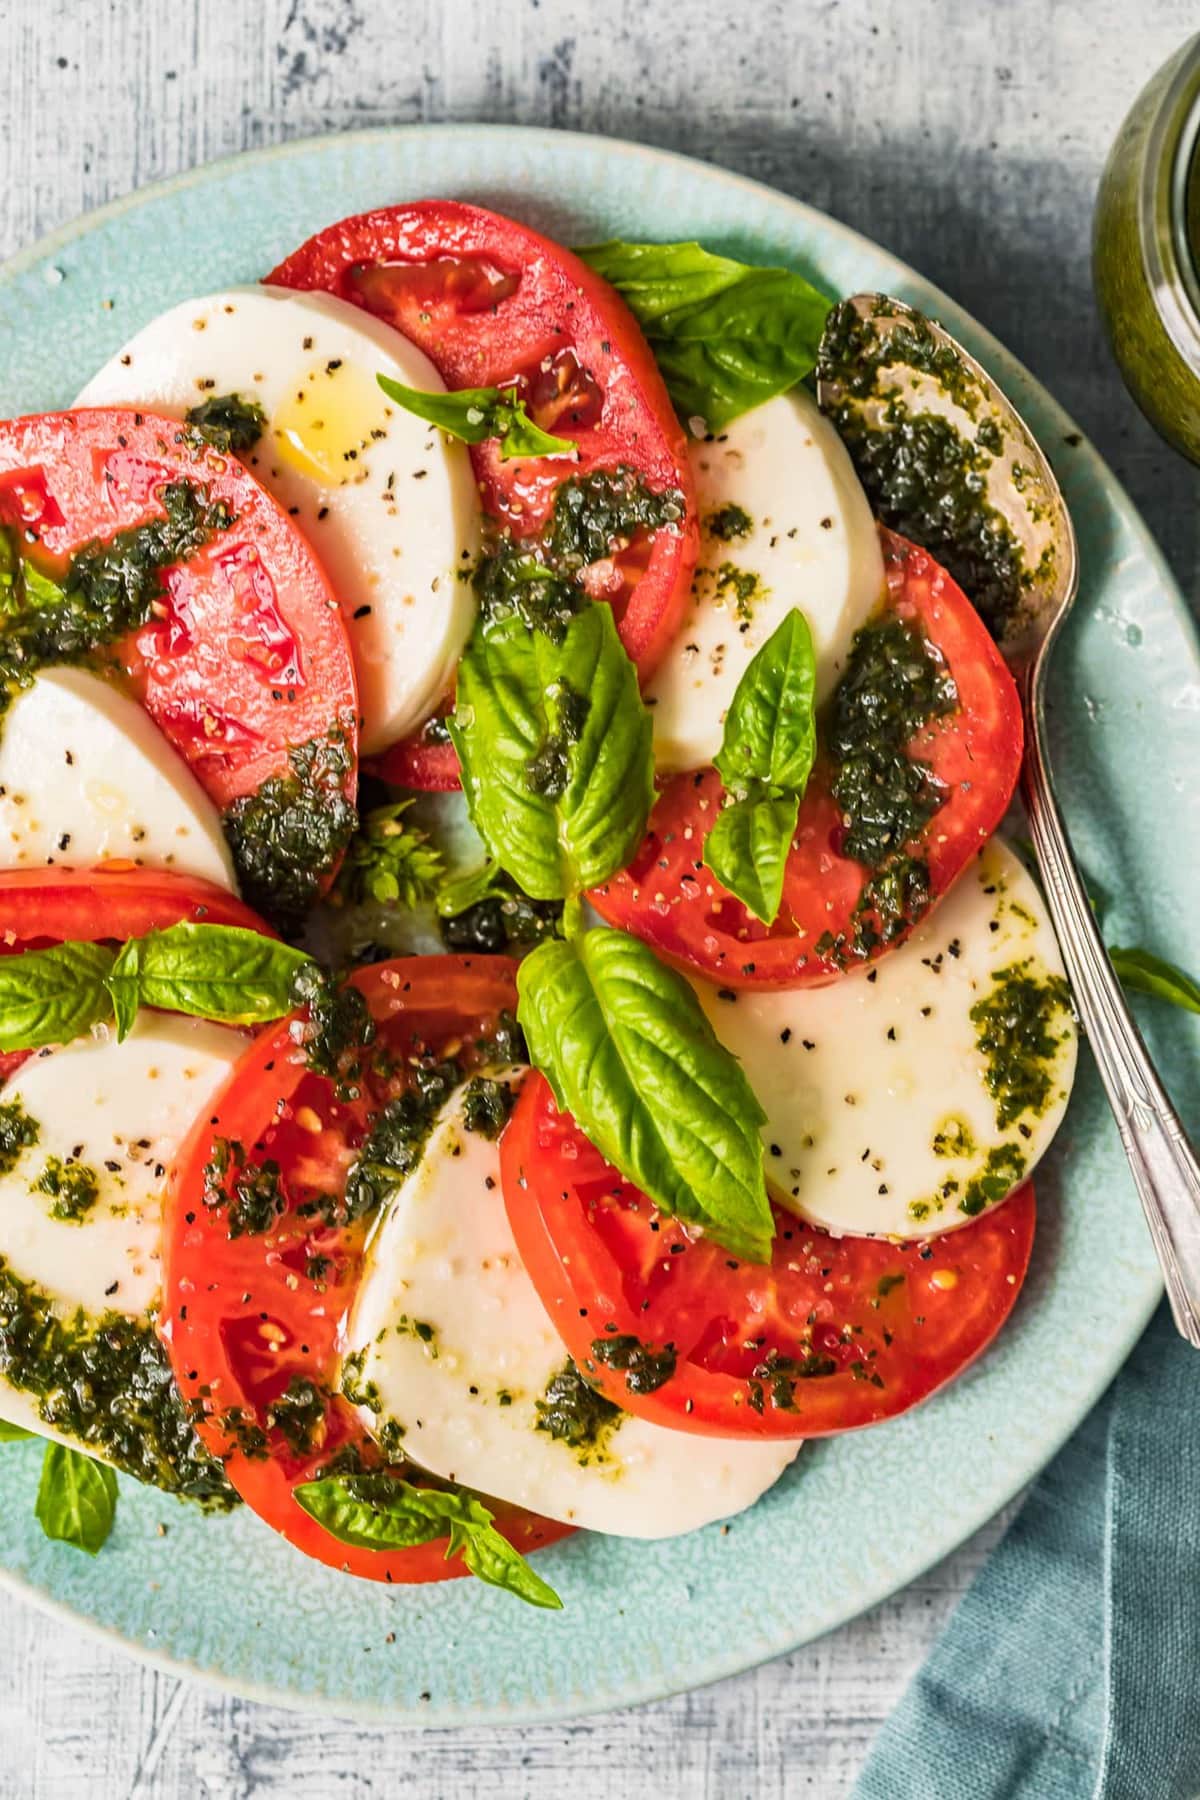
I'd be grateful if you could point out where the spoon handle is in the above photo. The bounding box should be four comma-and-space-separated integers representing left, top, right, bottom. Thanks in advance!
1022, 666, 1200, 1346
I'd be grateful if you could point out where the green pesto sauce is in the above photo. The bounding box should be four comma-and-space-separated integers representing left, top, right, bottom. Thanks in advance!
0, 481, 233, 723
33, 1155, 100, 1223
535, 1359, 622, 1462
0, 1257, 235, 1504
524, 679, 590, 799
819, 615, 957, 958
223, 728, 357, 933
969, 959, 1072, 1129
705, 502, 753, 542
183, 392, 267, 455
440, 874, 562, 955
746, 1348, 841, 1415
289, 962, 376, 1092
713, 561, 765, 622
473, 467, 685, 640
589, 1333, 677, 1395
932, 1117, 978, 1159
202, 1138, 285, 1238
959, 1142, 1028, 1218
0, 1100, 38, 1176
818, 300, 1034, 638
265, 1375, 328, 1457
340, 1058, 460, 1222
461, 1075, 517, 1140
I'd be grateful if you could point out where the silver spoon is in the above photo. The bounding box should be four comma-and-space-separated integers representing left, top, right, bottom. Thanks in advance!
817, 292, 1200, 1346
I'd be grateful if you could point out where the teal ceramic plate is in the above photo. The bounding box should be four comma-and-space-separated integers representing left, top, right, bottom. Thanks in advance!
0, 127, 1195, 1725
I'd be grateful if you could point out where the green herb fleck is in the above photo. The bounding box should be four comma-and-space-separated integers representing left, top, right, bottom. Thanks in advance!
33, 1156, 100, 1223
0, 1100, 38, 1176
265, 1376, 328, 1457
589, 1333, 677, 1395
460, 1076, 517, 1140
705, 503, 753, 541
183, 392, 268, 455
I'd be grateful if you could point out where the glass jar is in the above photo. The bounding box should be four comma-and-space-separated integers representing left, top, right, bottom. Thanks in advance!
1093, 34, 1200, 462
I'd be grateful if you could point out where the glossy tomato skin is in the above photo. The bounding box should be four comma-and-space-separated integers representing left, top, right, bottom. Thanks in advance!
0, 864, 268, 950
501, 1073, 1035, 1440
0, 410, 358, 822
163, 956, 569, 1585
270, 201, 699, 785
589, 528, 1024, 989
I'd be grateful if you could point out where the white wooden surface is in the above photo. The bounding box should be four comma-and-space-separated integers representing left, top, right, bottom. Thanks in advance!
1, 2, 1197, 1794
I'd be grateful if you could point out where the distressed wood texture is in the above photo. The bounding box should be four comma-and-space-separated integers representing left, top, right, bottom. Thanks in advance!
1, 1, 1198, 1795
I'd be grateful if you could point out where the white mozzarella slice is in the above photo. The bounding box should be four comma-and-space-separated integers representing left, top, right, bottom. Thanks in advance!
695, 840, 1077, 1239
76, 286, 481, 755
0, 1014, 243, 1442
646, 388, 885, 772
343, 1077, 798, 1537
0, 666, 235, 887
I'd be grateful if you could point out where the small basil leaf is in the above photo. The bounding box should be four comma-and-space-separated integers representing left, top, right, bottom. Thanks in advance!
703, 793, 798, 926
113, 924, 312, 1027
0, 942, 114, 1052
104, 937, 142, 1044
34, 1443, 118, 1555
0, 1419, 33, 1443
517, 929, 773, 1264
294, 1473, 562, 1610
435, 858, 507, 919
713, 609, 818, 796
450, 603, 654, 901
1109, 947, 1200, 1016
578, 240, 832, 431
376, 375, 577, 461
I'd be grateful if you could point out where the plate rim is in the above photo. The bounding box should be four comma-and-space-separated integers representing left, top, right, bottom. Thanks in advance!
0, 119, 1186, 1726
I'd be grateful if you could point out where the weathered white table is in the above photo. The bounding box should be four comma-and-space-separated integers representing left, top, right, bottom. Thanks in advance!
1, 2, 1197, 1793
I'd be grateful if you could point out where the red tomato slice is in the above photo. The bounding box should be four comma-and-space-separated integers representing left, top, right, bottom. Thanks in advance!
0, 863, 268, 951
0, 862, 273, 1095
0, 409, 358, 857
501, 1072, 1035, 1440
269, 200, 699, 786
163, 955, 569, 1584
589, 528, 1023, 988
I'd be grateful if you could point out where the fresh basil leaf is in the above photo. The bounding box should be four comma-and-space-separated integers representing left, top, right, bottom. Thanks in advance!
704, 793, 798, 926
450, 603, 654, 901
106, 924, 311, 1039
294, 1472, 562, 1610
377, 374, 577, 462
34, 1443, 118, 1555
0, 1419, 33, 1443
1109, 947, 1200, 1016
435, 858, 507, 919
578, 240, 832, 432
702, 611, 816, 923
0, 942, 114, 1052
714, 609, 818, 796
0, 527, 66, 613
517, 929, 773, 1263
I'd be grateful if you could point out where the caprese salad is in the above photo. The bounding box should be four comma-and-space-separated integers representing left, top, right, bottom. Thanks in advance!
0, 200, 1188, 1609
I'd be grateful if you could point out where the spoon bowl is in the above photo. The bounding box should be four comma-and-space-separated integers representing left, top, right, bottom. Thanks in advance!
817, 292, 1200, 1347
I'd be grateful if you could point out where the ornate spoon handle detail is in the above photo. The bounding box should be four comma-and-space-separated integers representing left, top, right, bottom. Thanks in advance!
1022, 661, 1200, 1346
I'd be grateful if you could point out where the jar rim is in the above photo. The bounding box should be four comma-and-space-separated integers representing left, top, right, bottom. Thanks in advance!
1139, 32, 1200, 374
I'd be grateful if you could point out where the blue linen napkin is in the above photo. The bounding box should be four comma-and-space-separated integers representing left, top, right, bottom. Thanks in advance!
853, 1300, 1200, 1800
